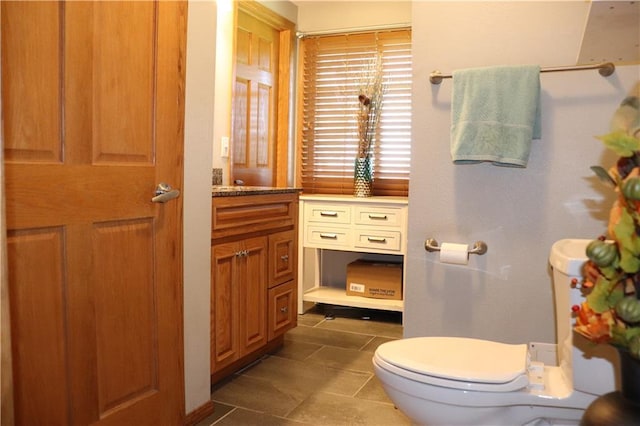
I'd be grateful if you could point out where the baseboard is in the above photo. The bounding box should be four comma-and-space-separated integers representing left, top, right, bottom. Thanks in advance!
184, 400, 215, 426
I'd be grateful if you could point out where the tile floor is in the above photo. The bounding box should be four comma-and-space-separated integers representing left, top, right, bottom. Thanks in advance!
196, 304, 412, 426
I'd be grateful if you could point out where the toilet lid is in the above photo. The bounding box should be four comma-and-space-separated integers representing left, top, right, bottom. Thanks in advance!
375, 337, 529, 391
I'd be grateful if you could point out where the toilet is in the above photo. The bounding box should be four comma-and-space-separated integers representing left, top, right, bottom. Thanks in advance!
373, 239, 619, 425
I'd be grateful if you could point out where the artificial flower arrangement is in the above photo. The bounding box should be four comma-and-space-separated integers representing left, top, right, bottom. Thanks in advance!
576, 84, 640, 360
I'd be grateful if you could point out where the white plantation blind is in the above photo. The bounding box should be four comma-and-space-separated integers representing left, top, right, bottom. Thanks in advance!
298, 29, 412, 196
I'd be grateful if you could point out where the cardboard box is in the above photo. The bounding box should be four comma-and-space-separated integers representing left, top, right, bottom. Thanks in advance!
346, 260, 403, 300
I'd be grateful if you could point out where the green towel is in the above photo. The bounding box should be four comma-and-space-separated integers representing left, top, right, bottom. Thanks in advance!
451, 65, 541, 167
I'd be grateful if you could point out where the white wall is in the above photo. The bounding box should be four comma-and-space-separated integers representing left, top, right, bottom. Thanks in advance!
405, 1, 640, 344
183, 0, 216, 415
212, 0, 234, 179
296, 1, 410, 33
259, 0, 298, 23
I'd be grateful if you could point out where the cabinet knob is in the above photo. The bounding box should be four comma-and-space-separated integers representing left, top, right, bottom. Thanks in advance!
280, 254, 289, 262
280, 306, 288, 313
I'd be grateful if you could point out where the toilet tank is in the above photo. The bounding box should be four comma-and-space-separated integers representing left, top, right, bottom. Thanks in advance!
549, 239, 618, 396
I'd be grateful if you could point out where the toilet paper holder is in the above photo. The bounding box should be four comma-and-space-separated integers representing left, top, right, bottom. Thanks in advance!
424, 238, 488, 255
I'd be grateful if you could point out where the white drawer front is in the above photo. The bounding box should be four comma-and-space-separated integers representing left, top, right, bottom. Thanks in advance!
305, 226, 351, 248
305, 203, 351, 225
353, 230, 401, 252
353, 206, 404, 228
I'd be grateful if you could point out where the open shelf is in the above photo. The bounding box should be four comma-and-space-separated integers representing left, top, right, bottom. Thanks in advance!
302, 287, 403, 312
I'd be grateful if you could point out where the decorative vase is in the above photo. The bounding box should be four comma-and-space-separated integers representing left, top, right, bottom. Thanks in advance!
580, 348, 640, 425
354, 156, 373, 197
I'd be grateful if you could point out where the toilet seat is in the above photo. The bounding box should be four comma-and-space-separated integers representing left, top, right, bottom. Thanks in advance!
374, 336, 530, 392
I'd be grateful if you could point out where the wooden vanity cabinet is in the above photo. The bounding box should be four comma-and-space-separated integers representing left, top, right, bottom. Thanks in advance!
210, 236, 268, 371
211, 192, 298, 379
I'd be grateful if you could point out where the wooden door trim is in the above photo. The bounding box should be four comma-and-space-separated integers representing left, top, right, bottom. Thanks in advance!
1, 8, 16, 425
233, 1, 294, 187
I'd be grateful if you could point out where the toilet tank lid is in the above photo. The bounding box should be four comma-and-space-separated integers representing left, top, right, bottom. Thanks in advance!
376, 337, 528, 384
549, 239, 590, 276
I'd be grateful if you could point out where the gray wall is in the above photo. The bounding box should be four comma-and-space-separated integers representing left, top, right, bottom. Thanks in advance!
404, 1, 639, 344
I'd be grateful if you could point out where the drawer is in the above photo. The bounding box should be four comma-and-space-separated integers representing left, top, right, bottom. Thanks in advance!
268, 281, 296, 340
353, 230, 402, 252
212, 193, 297, 240
304, 203, 351, 225
305, 226, 350, 248
353, 206, 404, 228
268, 230, 296, 288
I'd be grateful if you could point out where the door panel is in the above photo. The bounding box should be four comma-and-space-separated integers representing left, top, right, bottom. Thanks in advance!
2, 1, 186, 424
7, 228, 70, 424
2, 1, 61, 163
91, 3, 155, 165
93, 219, 157, 416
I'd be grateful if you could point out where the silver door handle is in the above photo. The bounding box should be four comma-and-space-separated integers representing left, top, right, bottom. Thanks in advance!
152, 183, 181, 203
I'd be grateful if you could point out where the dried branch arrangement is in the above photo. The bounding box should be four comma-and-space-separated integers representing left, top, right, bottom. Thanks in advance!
356, 54, 385, 158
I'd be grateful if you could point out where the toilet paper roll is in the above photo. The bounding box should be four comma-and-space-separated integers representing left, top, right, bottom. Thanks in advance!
439, 242, 469, 265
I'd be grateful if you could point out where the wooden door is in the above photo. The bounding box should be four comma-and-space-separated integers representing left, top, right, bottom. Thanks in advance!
232, 9, 279, 186
211, 241, 240, 372
238, 236, 268, 356
2, 1, 186, 425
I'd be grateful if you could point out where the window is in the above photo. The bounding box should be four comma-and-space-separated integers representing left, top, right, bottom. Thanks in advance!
297, 29, 412, 196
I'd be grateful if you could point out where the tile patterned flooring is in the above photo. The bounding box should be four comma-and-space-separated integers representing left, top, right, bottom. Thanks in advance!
196, 305, 412, 426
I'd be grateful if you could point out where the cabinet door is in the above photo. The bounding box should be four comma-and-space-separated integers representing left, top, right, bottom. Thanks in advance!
238, 236, 268, 357
268, 229, 296, 288
211, 241, 241, 372
268, 281, 297, 340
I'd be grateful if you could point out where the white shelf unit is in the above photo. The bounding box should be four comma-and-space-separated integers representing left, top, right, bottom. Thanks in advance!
298, 194, 409, 313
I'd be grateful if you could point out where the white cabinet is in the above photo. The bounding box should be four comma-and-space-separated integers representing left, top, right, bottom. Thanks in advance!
298, 194, 408, 313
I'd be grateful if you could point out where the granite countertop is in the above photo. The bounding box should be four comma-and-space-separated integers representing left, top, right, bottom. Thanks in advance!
212, 185, 302, 197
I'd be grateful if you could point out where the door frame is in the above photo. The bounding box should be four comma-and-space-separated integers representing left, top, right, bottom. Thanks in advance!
232, 1, 295, 187
1, 2, 16, 422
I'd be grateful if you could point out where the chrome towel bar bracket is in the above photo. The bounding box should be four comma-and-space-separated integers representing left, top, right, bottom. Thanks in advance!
424, 238, 488, 255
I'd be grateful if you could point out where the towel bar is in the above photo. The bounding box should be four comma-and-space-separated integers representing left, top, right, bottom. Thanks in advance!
429, 62, 615, 84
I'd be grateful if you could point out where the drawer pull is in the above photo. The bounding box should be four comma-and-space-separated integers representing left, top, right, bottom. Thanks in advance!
368, 213, 388, 220
280, 254, 289, 262
319, 233, 338, 239
367, 236, 387, 243
320, 211, 338, 217
280, 306, 288, 313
